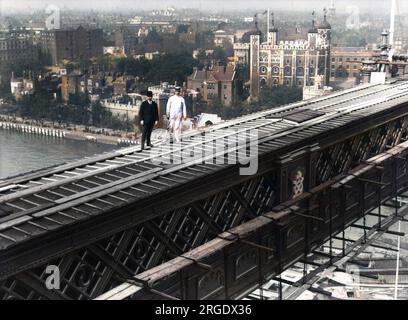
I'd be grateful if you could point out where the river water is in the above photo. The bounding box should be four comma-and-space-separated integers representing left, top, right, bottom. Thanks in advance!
0, 130, 119, 180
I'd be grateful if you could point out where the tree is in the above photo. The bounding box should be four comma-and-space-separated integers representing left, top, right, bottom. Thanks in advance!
196, 49, 207, 61
213, 47, 228, 66
0, 53, 48, 95
196, 30, 214, 49
211, 86, 303, 120
19, 89, 56, 120
220, 102, 245, 119
256, 86, 303, 109
145, 52, 198, 84
91, 101, 105, 127
94, 55, 115, 73
144, 28, 163, 44
114, 57, 151, 79
68, 92, 90, 107
66, 93, 91, 125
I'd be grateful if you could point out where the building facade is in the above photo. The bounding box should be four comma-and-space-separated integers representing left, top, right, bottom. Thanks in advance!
101, 94, 143, 120
10, 74, 35, 100
40, 27, 104, 65
60, 73, 87, 102
330, 47, 375, 81
0, 36, 38, 64
234, 12, 332, 98
114, 28, 140, 56
214, 30, 235, 47
187, 65, 238, 107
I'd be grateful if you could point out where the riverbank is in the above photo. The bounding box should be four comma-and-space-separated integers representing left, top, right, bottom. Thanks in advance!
0, 114, 138, 146
0, 128, 119, 180
0, 121, 66, 138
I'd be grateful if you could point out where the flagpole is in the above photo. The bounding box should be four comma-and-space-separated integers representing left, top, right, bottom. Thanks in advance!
390, 0, 396, 47
267, 8, 270, 43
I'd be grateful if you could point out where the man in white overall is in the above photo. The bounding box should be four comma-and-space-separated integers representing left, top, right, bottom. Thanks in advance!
166, 87, 187, 143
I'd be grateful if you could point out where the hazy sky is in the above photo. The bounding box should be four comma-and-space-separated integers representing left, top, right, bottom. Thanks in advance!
0, 0, 406, 14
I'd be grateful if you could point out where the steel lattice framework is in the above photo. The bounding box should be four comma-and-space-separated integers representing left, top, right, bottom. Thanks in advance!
1, 81, 408, 300
99, 140, 408, 300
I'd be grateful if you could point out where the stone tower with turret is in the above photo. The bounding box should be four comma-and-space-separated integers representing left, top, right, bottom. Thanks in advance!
317, 9, 332, 86
235, 10, 332, 99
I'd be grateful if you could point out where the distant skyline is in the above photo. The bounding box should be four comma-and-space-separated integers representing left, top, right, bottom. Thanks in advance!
0, 0, 407, 14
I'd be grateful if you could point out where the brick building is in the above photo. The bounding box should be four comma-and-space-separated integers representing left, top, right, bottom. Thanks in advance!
330, 47, 374, 81
40, 26, 104, 65
0, 36, 38, 64
60, 73, 87, 102
114, 28, 140, 56
187, 65, 238, 107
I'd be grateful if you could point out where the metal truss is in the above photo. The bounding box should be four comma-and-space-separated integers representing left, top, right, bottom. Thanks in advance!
316, 117, 408, 184
0, 172, 278, 300
279, 200, 408, 300
2, 82, 408, 300
96, 140, 408, 300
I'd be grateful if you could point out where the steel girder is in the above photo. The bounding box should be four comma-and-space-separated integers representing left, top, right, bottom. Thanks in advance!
1, 116, 408, 300
99, 140, 408, 300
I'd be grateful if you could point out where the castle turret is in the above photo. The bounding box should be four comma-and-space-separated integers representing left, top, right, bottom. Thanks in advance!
250, 34, 260, 98
317, 9, 332, 85
317, 8, 332, 47
381, 29, 390, 50
267, 12, 278, 45
308, 11, 318, 47
241, 13, 262, 43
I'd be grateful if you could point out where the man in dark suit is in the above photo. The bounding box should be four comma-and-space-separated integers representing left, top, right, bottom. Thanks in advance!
138, 91, 159, 151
